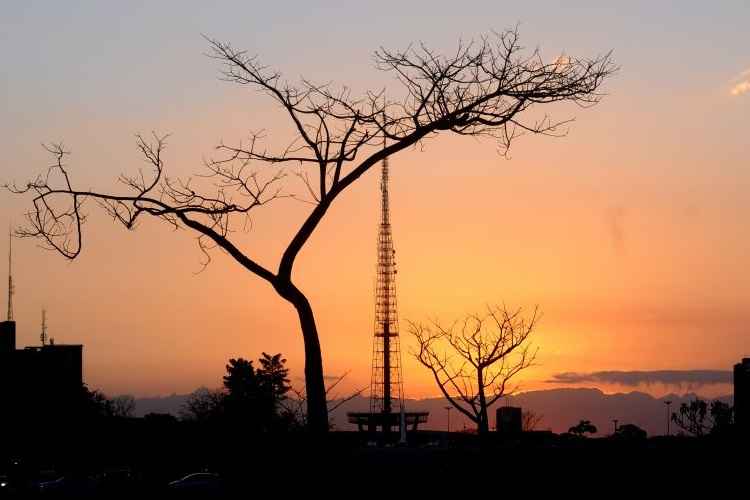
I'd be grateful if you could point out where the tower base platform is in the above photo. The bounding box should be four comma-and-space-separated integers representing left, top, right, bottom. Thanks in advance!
347, 411, 429, 433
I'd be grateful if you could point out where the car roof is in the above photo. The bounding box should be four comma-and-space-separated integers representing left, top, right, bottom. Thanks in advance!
183, 472, 219, 479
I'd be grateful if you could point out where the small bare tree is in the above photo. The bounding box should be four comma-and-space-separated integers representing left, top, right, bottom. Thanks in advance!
111, 394, 136, 418
522, 409, 544, 432
410, 304, 539, 437
7, 29, 613, 433
283, 371, 366, 429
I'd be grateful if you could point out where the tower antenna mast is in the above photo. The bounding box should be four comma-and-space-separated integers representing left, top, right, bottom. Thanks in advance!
346, 109, 429, 436
368, 111, 405, 421
6, 227, 13, 322
40, 309, 48, 346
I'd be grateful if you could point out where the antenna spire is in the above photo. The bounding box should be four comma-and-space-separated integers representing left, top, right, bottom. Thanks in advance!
368, 114, 404, 420
40, 309, 47, 346
6, 228, 13, 322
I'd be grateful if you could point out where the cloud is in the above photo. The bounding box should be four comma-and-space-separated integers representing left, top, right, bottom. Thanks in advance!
731, 81, 750, 96
548, 370, 731, 389
729, 68, 750, 96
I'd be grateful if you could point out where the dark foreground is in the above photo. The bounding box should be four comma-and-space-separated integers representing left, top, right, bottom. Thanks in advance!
0, 422, 745, 497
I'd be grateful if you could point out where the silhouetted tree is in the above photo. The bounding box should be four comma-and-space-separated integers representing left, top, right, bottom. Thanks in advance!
613, 423, 647, 440
7, 29, 615, 433
568, 420, 597, 437
672, 399, 709, 437
79, 385, 114, 419
257, 352, 291, 412
180, 388, 226, 422
111, 395, 136, 418
222, 358, 262, 428
409, 304, 539, 437
672, 398, 734, 437
709, 401, 734, 435
284, 371, 366, 430
223, 358, 257, 399
522, 410, 544, 432
180, 354, 297, 430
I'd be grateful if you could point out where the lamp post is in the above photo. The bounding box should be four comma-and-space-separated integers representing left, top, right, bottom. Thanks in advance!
612, 419, 619, 435
665, 400, 672, 436
445, 406, 453, 433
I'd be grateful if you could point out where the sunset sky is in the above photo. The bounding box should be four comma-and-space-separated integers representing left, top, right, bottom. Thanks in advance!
1, 1, 748, 400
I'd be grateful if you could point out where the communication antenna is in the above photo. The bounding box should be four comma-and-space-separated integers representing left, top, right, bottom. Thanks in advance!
40, 309, 48, 346
6, 228, 14, 322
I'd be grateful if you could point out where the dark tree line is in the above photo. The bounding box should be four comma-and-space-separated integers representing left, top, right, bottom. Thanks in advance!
671, 398, 734, 437
181, 352, 294, 432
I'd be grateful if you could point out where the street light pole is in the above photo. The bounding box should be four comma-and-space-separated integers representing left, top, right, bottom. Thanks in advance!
612, 419, 619, 435
445, 406, 453, 433
665, 400, 672, 436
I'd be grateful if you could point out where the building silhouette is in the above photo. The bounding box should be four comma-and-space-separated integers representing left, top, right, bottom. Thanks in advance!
496, 406, 523, 435
0, 317, 84, 424
735, 358, 750, 435
1, 234, 84, 427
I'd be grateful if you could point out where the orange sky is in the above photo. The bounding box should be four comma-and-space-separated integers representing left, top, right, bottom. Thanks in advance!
1, 2, 748, 399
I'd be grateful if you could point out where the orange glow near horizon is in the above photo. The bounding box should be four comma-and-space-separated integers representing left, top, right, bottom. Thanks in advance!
1, 3, 748, 402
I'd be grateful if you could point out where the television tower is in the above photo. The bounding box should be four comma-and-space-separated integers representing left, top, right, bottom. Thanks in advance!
347, 140, 429, 436
368, 146, 404, 419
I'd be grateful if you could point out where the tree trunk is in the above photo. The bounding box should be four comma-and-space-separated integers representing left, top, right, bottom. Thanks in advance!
477, 369, 490, 437
276, 281, 328, 434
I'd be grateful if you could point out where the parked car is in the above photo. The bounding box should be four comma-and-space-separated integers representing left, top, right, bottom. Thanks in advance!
167, 472, 225, 495
37, 474, 97, 496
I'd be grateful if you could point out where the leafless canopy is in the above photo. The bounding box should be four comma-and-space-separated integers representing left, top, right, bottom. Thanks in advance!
409, 304, 539, 434
283, 371, 366, 429
522, 409, 544, 432
7, 29, 614, 271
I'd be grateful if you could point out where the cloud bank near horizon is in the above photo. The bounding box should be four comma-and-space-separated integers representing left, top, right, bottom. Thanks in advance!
548, 369, 732, 389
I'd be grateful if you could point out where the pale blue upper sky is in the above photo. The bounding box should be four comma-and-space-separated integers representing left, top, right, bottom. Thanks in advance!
2, 1, 748, 122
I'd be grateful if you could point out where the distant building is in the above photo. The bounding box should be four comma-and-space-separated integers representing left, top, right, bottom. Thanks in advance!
0, 319, 15, 352
496, 406, 523, 435
2, 236, 85, 427
735, 358, 750, 434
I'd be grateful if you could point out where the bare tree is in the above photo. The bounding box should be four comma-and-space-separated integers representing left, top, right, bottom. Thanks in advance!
670, 398, 733, 437
179, 387, 226, 422
6, 29, 614, 433
111, 394, 136, 418
283, 371, 366, 429
409, 304, 539, 437
522, 409, 544, 432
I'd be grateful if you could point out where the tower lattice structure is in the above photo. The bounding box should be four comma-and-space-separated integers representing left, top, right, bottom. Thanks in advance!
368, 154, 405, 416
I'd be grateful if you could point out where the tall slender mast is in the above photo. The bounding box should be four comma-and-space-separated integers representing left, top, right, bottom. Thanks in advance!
369, 139, 404, 417
40, 309, 47, 346
6, 228, 13, 322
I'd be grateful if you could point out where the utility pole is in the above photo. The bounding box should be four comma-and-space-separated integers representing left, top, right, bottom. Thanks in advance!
6, 228, 13, 322
445, 406, 452, 433
665, 400, 672, 436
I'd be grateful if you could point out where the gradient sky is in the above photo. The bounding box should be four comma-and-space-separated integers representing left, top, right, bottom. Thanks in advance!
1, 1, 748, 399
